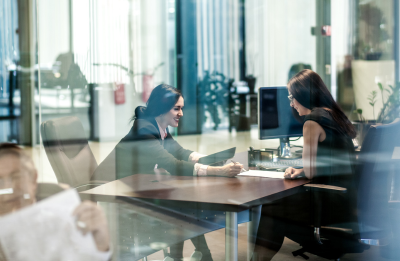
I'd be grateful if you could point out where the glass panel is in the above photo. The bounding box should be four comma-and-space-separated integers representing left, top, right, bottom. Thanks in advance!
1, 0, 399, 260
0, 0, 20, 142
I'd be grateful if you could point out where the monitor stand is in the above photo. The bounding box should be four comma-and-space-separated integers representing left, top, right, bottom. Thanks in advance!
278, 138, 300, 159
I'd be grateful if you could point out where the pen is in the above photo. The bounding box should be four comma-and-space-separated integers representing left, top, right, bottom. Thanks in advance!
230, 160, 247, 172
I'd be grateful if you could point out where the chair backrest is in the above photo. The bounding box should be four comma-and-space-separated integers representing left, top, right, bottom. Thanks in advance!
36, 183, 66, 201
40, 116, 98, 188
357, 119, 400, 241
90, 148, 116, 183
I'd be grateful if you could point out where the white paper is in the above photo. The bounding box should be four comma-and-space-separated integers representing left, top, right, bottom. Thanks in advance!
238, 170, 285, 179
0, 189, 101, 261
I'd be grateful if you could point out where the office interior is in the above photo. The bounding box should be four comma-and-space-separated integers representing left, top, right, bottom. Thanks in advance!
1, 0, 400, 260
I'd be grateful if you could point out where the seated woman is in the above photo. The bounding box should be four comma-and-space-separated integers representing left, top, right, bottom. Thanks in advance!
252, 70, 357, 261
116, 84, 243, 261
116, 84, 242, 178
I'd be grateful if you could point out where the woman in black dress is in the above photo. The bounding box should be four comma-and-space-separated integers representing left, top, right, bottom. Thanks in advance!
252, 70, 357, 260
117, 84, 243, 261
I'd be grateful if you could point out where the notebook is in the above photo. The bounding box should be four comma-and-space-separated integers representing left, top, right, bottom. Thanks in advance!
198, 147, 236, 165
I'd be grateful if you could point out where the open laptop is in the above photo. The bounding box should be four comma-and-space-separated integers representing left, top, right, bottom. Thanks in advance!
198, 147, 236, 166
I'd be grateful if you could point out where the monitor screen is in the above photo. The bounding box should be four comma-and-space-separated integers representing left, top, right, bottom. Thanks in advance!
259, 86, 303, 139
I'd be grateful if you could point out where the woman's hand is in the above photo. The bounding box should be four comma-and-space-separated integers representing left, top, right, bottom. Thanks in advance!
284, 167, 304, 179
73, 201, 110, 252
207, 162, 243, 177
189, 152, 207, 163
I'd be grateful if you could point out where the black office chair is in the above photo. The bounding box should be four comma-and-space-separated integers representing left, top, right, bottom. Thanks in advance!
287, 119, 400, 261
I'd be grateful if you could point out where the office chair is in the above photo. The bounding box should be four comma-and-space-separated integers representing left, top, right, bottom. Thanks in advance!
287, 119, 400, 261
41, 116, 103, 191
36, 182, 66, 201
90, 148, 117, 182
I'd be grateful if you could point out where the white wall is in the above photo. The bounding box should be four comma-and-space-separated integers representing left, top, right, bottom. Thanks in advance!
331, 0, 352, 72
37, 0, 69, 66
140, 0, 169, 85
246, 0, 316, 88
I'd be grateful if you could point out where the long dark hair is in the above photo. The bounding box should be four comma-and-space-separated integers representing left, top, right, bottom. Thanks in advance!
132, 84, 183, 121
288, 69, 356, 138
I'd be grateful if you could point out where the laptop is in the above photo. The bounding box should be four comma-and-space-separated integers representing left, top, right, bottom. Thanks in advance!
198, 147, 236, 166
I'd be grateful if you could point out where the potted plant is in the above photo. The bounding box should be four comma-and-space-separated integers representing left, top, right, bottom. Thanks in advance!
352, 1, 394, 121
353, 82, 400, 145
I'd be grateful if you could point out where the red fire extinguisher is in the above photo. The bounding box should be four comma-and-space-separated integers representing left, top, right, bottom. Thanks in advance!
114, 82, 126, 105
142, 74, 154, 103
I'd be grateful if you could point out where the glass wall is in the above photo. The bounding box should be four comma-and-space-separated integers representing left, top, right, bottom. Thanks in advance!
0, 0, 399, 260
0, 0, 19, 142
246, 0, 316, 87
37, 0, 174, 140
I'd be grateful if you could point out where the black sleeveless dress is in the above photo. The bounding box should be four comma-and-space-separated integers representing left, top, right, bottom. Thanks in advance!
254, 108, 357, 251
304, 108, 356, 188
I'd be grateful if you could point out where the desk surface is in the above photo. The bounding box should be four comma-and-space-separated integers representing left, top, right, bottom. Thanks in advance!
82, 173, 309, 211
82, 151, 309, 211
81, 151, 309, 261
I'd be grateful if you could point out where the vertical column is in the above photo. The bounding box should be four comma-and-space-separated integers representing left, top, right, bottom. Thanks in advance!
225, 211, 238, 261
239, 0, 246, 81
18, 0, 36, 145
68, 0, 73, 53
394, 0, 400, 82
176, 0, 199, 135
247, 205, 262, 261
315, 0, 331, 91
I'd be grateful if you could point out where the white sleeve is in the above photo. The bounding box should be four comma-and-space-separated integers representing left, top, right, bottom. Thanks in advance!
193, 163, 208, 176
92, 245, 113, 261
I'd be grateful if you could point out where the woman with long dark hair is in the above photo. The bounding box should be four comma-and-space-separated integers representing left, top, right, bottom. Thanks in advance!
252, 70, 357, 260
284, 69, 356, 180
116, 84, 243, 261
116, 84, 242, 179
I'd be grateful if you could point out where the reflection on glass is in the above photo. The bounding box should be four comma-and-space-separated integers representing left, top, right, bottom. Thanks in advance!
0, 0, 398, 260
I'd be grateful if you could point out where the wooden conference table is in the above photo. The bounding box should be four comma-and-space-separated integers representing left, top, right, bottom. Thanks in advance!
81, 152, 309, 261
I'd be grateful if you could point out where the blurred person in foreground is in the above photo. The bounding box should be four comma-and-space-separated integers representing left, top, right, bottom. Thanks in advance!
0, 143, 111, 261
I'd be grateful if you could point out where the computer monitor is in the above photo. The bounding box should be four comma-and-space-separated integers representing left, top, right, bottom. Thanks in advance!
258, 86, 303, 158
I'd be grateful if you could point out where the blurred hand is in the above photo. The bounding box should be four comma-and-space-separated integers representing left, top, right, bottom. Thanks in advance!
208, 162, 243, 177
58, 183, 71, 190
73, 201, 110, 252
284, 167, 304, 179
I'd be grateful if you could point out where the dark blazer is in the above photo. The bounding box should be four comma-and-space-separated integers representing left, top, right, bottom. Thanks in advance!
115, 117, 195, 179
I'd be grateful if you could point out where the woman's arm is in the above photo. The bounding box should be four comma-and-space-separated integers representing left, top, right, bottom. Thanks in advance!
164, 134, 193, 160
116, 124, 196, 178
302, 120, 325, 179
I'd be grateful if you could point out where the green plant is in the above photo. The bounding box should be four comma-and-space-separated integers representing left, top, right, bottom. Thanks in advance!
368, 90, 377, 120
377, 82, 400, 123
353, 108, 366, 122
354, 82, 400, 123
378, 82, 385, 108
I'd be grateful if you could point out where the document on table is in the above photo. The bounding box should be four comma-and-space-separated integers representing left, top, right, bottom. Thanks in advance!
0, 189, 102, 261
238, 170, 285, 179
